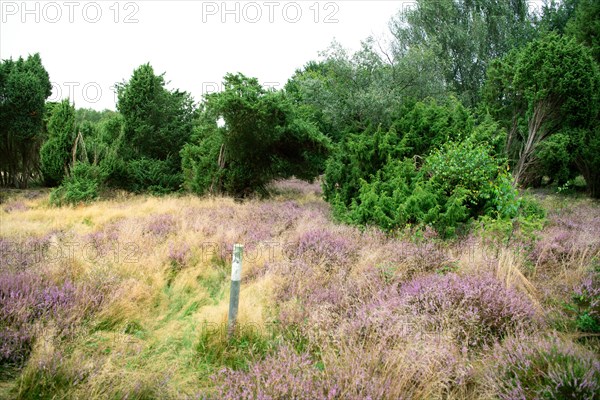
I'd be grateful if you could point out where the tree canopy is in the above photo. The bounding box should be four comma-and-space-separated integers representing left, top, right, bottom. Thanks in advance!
114, 63, 196, 193
0, 53, 51, 188
182, 73, 330, 197
484, 33, 600, 193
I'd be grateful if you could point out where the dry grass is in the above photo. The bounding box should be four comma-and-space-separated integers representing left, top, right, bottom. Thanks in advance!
1, 192, 280, 398
1, 187, 598, 399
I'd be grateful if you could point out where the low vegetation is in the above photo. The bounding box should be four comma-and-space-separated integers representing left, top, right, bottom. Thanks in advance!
1, 181, 599, 399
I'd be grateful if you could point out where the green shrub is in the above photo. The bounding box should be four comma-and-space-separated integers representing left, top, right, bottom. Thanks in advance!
182, 73, 330, 197
330, 137, 523, 237
322, 94, 549, 238
108, 157, 182, 195
126, 157, 182, 194
323, 97, 473, 212
535, 132, 576, 186
40, 100, 76, 186
322, 98, 524, 237
49, 162, 105, 206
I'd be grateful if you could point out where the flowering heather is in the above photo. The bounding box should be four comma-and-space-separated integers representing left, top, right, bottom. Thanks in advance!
532, 202, 600, 268
5, 183, 600, 398
272, 256, 364, 329
0, 271, 104, 364
321, 335, 472, 399
488, 334, 600, 400
340, 284, 409, 344
567, 274, 600, 333
81, 225, 122, 259
144, 214, 176, 237
269, 178, 323, 197
0, 234, 54, 271
287, 228, 356, 268
168, 241, 191, 266
212, 345, 338, 400
238, 201, 305, 247
370, 238, 453, 281
398, 273, 540, 347
202, 205, 237, 223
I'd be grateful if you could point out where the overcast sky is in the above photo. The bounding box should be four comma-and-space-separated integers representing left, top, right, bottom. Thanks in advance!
1, 0, 411, 110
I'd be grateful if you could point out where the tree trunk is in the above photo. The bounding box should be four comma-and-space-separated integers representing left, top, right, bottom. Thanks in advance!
514, 99, 557, 186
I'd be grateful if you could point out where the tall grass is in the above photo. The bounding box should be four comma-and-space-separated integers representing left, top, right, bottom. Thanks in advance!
0, 186, 598, 398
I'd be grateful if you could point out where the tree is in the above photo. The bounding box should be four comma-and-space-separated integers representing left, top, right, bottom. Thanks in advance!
285, 42, 391, 142
285, 39, 445, 142
182, 73, 330, 197
114, 63, 195, 192
536, 0, 580, 35
566, 0, 600, 63
0, 53, 52, 187
40, 99, 76, 186
483, 33, 600, 190
390, 0, 534, 106
572, 125, 600, 198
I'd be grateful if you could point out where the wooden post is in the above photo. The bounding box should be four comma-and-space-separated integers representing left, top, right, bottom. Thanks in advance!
228, 244, 243, 337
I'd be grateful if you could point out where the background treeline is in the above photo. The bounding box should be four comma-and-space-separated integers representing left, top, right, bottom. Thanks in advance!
1, 0, 598, 235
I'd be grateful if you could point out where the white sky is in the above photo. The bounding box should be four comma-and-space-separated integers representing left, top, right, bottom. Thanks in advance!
1, 0, 409, 110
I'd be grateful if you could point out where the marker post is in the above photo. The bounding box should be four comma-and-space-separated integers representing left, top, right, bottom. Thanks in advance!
228, 244, 243, 338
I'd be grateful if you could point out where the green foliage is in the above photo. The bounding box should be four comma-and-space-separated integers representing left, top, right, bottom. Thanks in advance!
484, 33, 600, 191
182, 73, 330, 197
116, 63, 195, 161
391, 0, 534, 106
181, 123, 223, 195
537, 0, 580, 35
393, 97, 473, 156
478, 196, 546, 250
571, 125, 600, 198
566, 0, 600, 63
513, 34, 598, 126
565, 275, 600, 334
74, 108, 116, 125
115, 157, 183, 194
40, 100, 76, 186
535, 132, 576, 186
49, 162, 106, 206
324, 98, 521, 237
285, 40, 446, 142
115, 63, 195, 193
323, 97, 472, 211
0, 53, 52, 188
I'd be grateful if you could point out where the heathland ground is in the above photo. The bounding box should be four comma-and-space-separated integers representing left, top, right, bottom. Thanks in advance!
1, 179, 598, 399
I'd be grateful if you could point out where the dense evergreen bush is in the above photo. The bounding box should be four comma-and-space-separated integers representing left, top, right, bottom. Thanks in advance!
49, 162, 105, 206
182, 73, 330, 197
323, 98, 525, 236
40, 100, 76, 186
